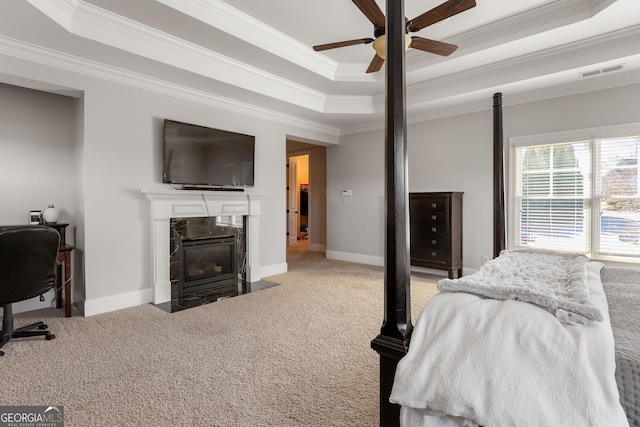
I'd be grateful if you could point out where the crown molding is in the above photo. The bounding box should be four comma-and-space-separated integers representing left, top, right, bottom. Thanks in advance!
122, 72, 340, 136
4, 30, 638, 139
0, 35, 125, 84
504, 67, 640, 108
342, 65, 640, 136
31, 0, 615, 88
406, 25, 640, 106
334, 63, 378, 82
324, 95, 374, 114
24, 0, 624, 117
158, 0, 617, 83
155, 0, 335, 81
10, 2, 640, 121
155, 0, 378, 83
9, 0, 637, 137
456, 0, 608, 47
25, 0, 347, 112
0, 35, 341, 136
407, 0, 617, 71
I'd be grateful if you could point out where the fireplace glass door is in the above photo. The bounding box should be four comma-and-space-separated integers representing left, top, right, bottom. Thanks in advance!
179, 235, 237, 302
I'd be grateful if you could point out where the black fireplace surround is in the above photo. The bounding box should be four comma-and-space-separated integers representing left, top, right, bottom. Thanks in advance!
170, 216, 246, 312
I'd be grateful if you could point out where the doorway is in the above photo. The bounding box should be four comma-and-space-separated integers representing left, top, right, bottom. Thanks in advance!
285, 139, 327, 257
287, 155, 309, 246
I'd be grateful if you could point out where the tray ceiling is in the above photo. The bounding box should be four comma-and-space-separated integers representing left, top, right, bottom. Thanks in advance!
1, 0, 639, 133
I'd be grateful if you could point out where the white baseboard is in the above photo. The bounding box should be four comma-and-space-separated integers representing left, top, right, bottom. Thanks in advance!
259, 262, 287, 279
80, 262, 288, 317
326, 250, 384, 266
325, 251, 478, 278
82, 288, 152, 317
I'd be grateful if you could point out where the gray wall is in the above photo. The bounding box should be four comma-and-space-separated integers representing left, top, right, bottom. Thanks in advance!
0, 52, 338, 316
3, 46, 639, 315
0, 83, 79, 312
308, 145, 327, 251
327, 82, 640, 275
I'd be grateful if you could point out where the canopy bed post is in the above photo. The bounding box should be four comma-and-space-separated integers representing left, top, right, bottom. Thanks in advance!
493, 92, 506, 257
371, 1, 412, 426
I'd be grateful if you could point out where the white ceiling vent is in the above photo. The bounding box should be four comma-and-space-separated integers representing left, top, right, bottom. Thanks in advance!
580, 64, 625, 78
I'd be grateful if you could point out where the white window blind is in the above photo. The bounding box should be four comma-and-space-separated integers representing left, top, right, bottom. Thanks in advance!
595, 137, 640, 257
514, 141, 590, 253
511, 126, 640, 261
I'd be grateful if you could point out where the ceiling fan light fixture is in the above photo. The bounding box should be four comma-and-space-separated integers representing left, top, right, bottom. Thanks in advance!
372, 34, 412, 59
312, 0, 477, 73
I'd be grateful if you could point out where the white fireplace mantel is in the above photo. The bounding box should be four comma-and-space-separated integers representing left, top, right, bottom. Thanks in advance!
142, 188, 266, 304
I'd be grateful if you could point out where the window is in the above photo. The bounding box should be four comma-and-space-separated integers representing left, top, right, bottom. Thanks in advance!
510, 123, 640, 261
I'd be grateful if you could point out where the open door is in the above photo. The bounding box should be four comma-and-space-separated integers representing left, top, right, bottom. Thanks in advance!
286, 161, 298, 246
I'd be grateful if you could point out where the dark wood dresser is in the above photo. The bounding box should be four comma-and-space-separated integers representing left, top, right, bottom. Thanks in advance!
409, 192, 463, 279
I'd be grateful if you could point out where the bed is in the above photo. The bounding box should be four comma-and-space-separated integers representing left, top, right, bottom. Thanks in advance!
373, 93, 640, 427
390, 251, 637, 426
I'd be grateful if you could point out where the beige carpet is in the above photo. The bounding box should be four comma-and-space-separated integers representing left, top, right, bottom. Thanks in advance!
3, 244, 439, 426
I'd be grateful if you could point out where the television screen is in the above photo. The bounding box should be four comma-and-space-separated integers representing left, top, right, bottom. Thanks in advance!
163, 119, 255, 188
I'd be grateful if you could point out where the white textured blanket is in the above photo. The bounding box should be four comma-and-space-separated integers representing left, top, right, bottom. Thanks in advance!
437, 249, 603, 323
390, 262, 629, 427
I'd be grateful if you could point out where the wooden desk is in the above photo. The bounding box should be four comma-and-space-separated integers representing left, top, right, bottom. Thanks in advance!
56, 243, 74, 317
48, 223, 74, 317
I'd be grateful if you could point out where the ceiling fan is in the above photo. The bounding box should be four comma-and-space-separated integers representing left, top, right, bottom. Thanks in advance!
313, 0, 476, 73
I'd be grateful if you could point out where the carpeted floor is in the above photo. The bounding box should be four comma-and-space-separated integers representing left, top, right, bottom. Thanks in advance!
2, 243, 440, 426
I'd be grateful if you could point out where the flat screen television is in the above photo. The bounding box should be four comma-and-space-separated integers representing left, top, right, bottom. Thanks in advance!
163, 119, 255, 188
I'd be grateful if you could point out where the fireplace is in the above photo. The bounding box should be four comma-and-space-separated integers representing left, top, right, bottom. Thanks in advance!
142, 189, 265, 308
180, 235, 237, 300
170, 216, 246, 311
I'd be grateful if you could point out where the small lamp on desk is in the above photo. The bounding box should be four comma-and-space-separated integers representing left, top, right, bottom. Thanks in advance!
43, 205, 60, 224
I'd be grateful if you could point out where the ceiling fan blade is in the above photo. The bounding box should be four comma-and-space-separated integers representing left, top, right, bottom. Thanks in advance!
407, 0, 476, 32
410, 36, 458, 56
313, 38, 374, 51
352, 0, 386, 28
366, 54, 384, 73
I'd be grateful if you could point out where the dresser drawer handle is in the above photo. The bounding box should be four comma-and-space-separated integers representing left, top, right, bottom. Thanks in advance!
431, 215, 437, 221
431, 252, 437, 257
432, 240, 437, 246
431, 202, 437, 209
431, 227, 437, 233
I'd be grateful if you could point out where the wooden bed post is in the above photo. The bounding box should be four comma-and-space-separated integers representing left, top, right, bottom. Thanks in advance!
371, 1, 412, 426
493, 93, 506, 258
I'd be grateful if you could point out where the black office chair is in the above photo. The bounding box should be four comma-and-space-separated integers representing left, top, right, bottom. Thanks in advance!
0, 225, 60, 356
